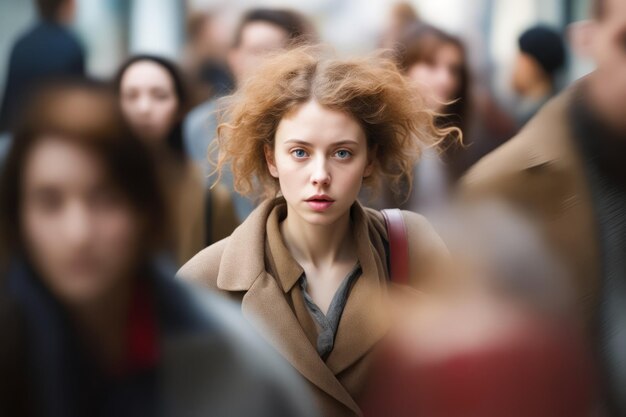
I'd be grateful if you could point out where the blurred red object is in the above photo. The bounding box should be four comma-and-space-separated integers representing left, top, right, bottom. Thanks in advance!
360, 307, 596, 417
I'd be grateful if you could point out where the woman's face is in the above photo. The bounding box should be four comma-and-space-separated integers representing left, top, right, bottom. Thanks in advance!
407, 43, 464, 112
267, 100, 373, 227
21, 137, 142, 307
120, 60, 179, 144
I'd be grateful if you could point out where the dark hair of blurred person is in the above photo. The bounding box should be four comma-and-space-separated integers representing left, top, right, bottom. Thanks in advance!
511, 25, 566, 127
461, 0, 626, 414
231, 8, 314, 49
372, 22, 468, 211
0, 0, 84, 133
398, 23, 470, 140
35, 0, 75, 21
183, 8, 316, 222
0, 80, 319, 417
115, 55, 190, 156
227, 8, 316, 93
114, 55, 238, 263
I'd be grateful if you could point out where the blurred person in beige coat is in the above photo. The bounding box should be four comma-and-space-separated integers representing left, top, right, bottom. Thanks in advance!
460, 0, 626, 413
115, 55, 238, 266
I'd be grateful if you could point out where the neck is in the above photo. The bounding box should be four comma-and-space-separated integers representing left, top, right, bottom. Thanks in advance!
280, 206, 356, 270
68, 277, 134, 370
524, 77, 553, 101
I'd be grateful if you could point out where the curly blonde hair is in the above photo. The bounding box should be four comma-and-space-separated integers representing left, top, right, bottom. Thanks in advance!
214, 46, 458, 200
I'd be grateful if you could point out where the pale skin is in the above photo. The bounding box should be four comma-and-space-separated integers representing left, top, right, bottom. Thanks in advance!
407, 42, 463, 112
266, 99, 374, 314
119, 60, 180, 146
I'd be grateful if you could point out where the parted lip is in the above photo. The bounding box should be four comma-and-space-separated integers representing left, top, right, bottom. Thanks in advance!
305, 194, 334, 202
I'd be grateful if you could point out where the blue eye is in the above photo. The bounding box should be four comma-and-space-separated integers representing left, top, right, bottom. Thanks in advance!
334, 149, 352, 159
291, 149, 308, 159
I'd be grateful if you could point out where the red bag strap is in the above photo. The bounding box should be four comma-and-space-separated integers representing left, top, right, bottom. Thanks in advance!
381, 208, 410, 285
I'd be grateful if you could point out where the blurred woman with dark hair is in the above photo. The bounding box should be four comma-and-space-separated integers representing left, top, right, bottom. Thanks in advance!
0, 80, 318, 417
374, 23, 469, 211
114, 55, 238, 265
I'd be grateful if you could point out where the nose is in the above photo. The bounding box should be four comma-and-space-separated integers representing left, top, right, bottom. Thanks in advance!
136, 95, 152, 115
310, 155, 331, 187
63, 200, 92, 248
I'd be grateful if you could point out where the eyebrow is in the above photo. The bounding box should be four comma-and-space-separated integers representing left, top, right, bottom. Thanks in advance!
283, 139, 360, 146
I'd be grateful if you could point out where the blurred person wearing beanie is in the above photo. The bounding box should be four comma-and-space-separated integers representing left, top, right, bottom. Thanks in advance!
511, 25, 566, 127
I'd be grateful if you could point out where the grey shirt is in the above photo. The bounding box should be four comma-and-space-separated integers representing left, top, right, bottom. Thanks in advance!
299, 263, 362, 359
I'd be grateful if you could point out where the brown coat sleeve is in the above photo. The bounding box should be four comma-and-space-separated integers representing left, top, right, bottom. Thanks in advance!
208, 184, 240, 244
177, 237, 229, 292
402, 211, 451, 291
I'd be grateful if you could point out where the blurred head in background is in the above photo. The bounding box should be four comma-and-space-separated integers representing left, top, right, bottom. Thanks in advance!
116, 55, 190, 155
228, 8, 315, 85
581, 0, 626, 132
379, 2, 420, 49
0, 80, 166, 307
36, 0, 76, 24
397, 23, 470, 132
512, 25, 566, 99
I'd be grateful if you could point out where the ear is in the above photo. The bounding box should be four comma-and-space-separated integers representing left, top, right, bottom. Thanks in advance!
363, 145, 377, 178
568, 20, 598, 59
264, 145, 279, 178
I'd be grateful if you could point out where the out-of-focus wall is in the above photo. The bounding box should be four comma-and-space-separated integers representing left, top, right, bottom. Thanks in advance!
0, 0, 595, 108
129, 0, 185, 58
74, 0, 129, 79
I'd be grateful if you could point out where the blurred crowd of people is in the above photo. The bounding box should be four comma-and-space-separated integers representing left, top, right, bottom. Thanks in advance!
0, 0, 625, 416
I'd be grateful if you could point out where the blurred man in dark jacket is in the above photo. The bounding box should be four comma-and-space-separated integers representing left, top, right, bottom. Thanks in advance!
0, 0, 85, 132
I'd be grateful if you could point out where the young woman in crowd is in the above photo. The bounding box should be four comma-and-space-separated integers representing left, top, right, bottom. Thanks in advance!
178, 46, 453, 417
0, 81, 317, 417
114, 55, 238, 265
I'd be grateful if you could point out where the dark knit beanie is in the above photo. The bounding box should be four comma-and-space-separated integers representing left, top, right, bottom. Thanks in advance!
518, 25, 566, 77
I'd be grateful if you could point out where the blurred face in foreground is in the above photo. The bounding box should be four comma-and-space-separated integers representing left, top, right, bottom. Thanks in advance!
120, 60, 179, 145
266, 99, 373, 228
21, 137, 142, 308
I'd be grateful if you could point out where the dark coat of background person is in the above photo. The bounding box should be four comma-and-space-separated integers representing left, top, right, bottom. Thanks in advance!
0, 20, 85, 132
0, 258, 319, 417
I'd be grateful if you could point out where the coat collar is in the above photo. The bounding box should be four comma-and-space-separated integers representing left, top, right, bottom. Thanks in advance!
216, 198, 278, 292
215, 197, 392, 416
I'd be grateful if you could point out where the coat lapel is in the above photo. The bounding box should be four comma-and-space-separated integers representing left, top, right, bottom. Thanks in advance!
241, 273, 362, 415
325, 204, 391, 375
215, 198, 363, 415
